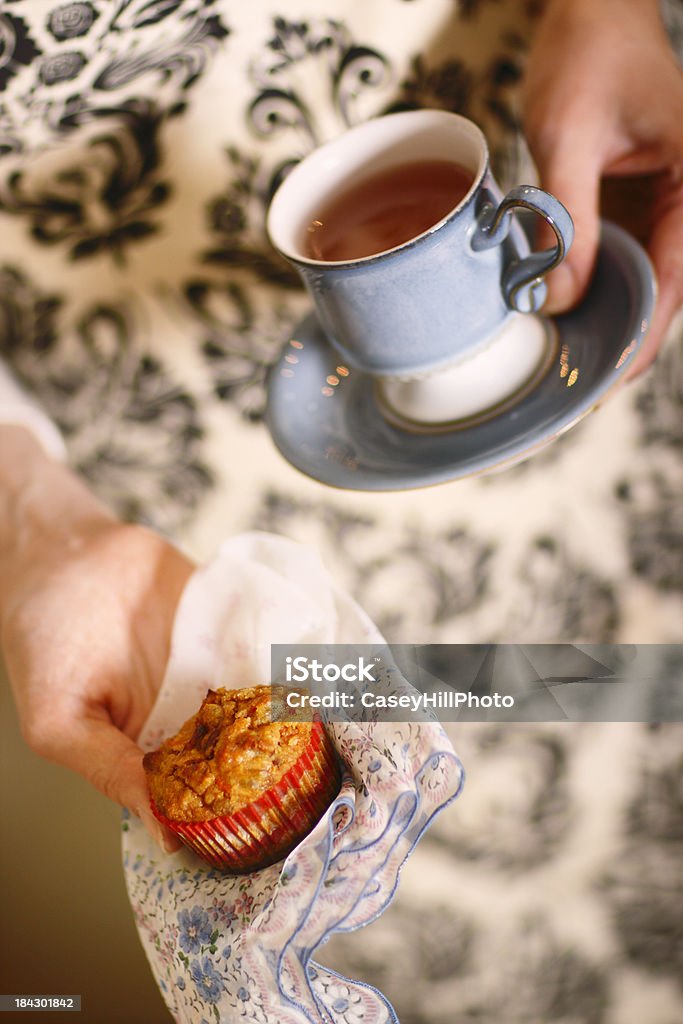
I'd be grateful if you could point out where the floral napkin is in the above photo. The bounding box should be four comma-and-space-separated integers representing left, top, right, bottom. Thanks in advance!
123, 533, 464, 1024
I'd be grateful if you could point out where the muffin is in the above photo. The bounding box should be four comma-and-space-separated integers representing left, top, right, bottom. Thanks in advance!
143, 685, 341, 873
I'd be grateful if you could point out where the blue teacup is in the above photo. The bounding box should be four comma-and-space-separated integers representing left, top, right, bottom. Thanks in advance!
267, 110, 573, 384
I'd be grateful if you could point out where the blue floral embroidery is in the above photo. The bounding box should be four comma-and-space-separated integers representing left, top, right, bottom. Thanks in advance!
178, 906, 213, 953
190, 956, 223, 1004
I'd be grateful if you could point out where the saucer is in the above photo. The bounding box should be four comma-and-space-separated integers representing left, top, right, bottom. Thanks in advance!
266, 221, 656, 491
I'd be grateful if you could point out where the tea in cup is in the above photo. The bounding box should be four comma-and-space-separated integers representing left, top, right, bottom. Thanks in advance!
303, 158, 475, 262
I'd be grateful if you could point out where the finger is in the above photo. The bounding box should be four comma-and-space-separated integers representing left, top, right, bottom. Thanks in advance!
31, 714, 182, 854
529, 128, 605, 314
627, 190, 683, 378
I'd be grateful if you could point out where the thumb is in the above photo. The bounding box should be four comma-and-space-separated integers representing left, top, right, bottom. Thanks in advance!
46, 716, 182, 854
532, 134, 604, 314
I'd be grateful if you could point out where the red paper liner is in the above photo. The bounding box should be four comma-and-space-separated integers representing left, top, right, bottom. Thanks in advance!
150, 721, 341, 874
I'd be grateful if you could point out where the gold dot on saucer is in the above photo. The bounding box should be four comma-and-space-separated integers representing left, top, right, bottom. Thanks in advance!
285, 353, 299, 364
336, 366, 350, 377
326, 374, 340, 386
559, 343, 571, 378
322, 386, 334, 397
615, 339, 637, 368
280, 368, 295, 378
290, 339, 304, 349
567, 368, 579, 387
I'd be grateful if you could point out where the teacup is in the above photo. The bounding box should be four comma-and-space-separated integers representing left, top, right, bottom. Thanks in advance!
267, 110, 573, 424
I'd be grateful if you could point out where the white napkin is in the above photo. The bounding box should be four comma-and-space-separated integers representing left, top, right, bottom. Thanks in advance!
123, 533, 464, 1024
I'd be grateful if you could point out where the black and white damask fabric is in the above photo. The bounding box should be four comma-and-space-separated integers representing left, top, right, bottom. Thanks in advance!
1, 2, 682, 1022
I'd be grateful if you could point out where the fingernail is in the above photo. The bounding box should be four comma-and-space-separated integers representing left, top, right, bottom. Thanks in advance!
161, 833, 181, 855
138, 805, 179, 854
157, 826, 183, 854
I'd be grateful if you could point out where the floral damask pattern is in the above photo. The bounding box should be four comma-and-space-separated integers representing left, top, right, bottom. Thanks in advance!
251, 489, 494, 639
635, 329, 683, 449
47, 4, 100, 42
503, 535, 619, 641
248, 17, 392, 148
187, 278, 305, 420
0, 264, 212, 532
0, 99, 175, 262
617, 471, 683, 594
0, 11, 41, 95
200, 145, 302, 288
0, 1, 230, 158
603, 726, 683, 984
425, 725, 573, 869
249, 490, 621, 644
0, 264, 60, 361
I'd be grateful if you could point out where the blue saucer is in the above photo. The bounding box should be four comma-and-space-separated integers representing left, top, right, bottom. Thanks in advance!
266, 222, 656, 491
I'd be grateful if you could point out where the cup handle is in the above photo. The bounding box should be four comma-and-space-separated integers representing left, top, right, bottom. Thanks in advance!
472, 185, 574, 313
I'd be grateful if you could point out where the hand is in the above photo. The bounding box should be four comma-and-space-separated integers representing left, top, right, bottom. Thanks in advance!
523, 0, 683, 376
0, 426, 194, 851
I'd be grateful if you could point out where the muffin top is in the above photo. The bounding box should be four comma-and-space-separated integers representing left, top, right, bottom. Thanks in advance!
143, 685, 313, 822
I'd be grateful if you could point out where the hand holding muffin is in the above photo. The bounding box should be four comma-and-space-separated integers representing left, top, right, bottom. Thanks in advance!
0, 425, 194, 852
